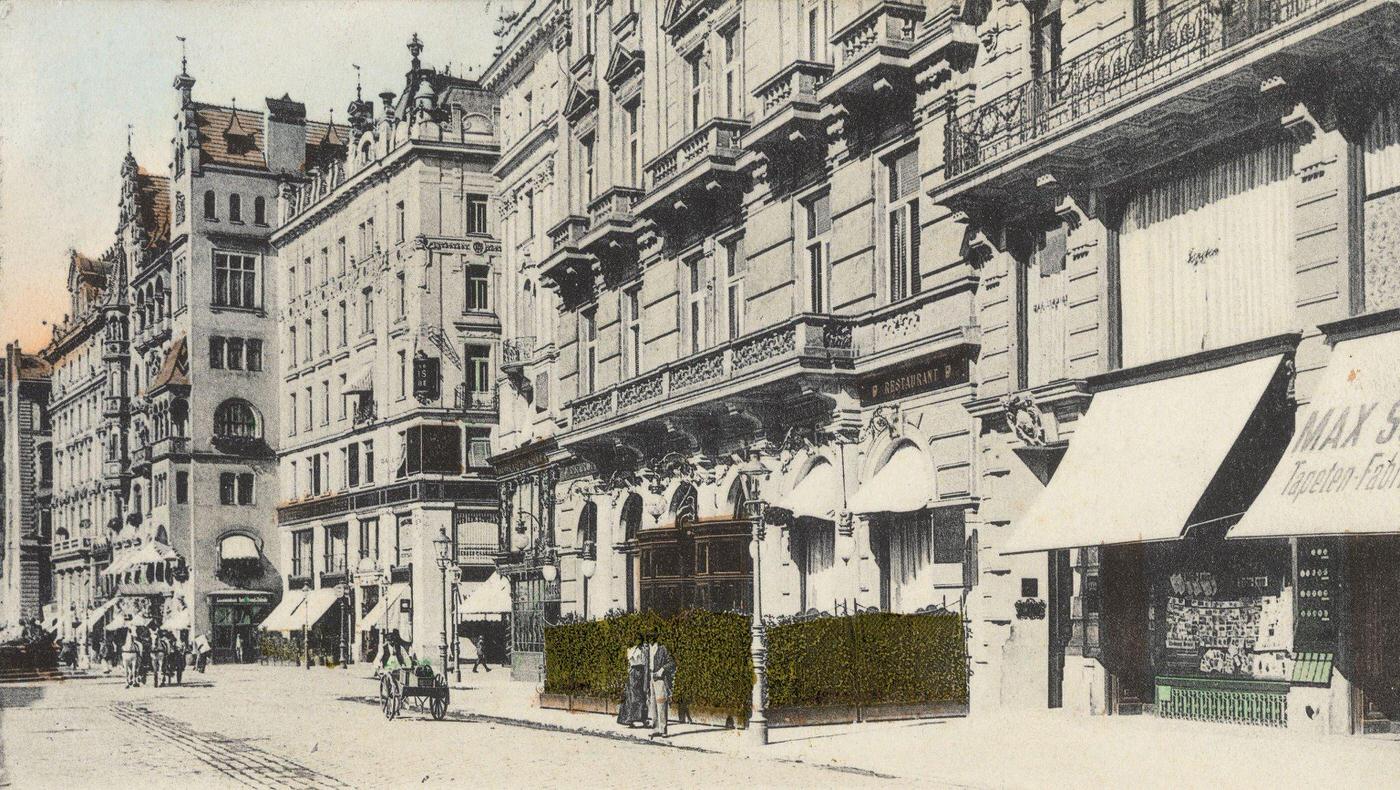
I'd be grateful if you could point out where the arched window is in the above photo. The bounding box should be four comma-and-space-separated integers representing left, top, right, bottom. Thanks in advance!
203, 189, 217, 220
229, 193, 242, 223
213, 399, 260, 438
253, 196, 266, 225
669, 483, 698, 529
620, 494, 643, 542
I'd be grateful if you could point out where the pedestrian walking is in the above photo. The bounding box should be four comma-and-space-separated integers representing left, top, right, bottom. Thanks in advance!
470, 633, 491, 673
648, 636, 676, 739
150, 630, 168, 687
192, 633, 212, 673
617, 635, 649, 727
235, 633, 246, 664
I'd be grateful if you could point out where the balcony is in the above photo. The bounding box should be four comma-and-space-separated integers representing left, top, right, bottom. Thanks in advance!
940, 0, 1392, 204
52, 537, 93, 560
454, 384, 499, 416
635, 118, 749, 229
150, 435, 190, 463
579, 187, 644, 259
130, 445, 152, 474
455, 543, 497, 565
745, 60, 834, 159
287, 573, 312, 590
568, 314, 857, 430
501, 336, 536, 375
102, 396, 124, 418
540, 216, 593, 294
352, 399, 377, 426
820, 1, 926, 105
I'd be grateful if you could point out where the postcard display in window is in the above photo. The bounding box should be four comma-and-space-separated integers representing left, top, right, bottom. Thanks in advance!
1147, 540, 1296, 681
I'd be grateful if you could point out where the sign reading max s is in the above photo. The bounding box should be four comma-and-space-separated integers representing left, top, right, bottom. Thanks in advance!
1280, 398, 1400, 501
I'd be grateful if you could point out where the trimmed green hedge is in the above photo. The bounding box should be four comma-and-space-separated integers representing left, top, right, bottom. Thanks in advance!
544, 610, 966, 719
259, 631, 337, 666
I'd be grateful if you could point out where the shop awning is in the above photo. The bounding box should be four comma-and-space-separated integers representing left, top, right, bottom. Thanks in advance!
346, 365, 374, 393
107, 614, 150, 631
776, 461, 842, 522
1002, 354, 1284, 554
81, 598, 120, 631
460, 572, 511, 617
259, 588, 340, 633
847, 444, 934, 515
360, 583, 410, 630
220, 535, 259, 561
1232, 332, 1400, 539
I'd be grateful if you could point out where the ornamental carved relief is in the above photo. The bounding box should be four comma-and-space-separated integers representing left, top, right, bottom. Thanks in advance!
877, 308, 921, 339
671, 351, 724, 391
1002, 393, 1046, 446
617, 373, 664, 409
732, 327, 796, 370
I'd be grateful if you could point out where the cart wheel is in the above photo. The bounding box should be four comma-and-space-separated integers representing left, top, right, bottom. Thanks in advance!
431, 676, 449, 720
381, 674, 400, 720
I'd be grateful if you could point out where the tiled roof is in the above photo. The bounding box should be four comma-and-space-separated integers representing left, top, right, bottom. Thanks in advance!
72, 251, 110, 282
18, 354, 51, 381
193, 102, 351, 172
135, 170, 171, 250
147, 335, 189, 394
194, 104, 268, 170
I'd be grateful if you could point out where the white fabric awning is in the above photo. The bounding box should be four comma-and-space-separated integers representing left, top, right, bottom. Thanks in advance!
81, 598, 120, 631
1002, 354, 1283, 554
848, 444, 934, 515
777, 460, 842, 522
1232, 332, 1400, 539
106, 613, 150, 631
360, 583, 410, 630
259, 588, 340, 633
220, 535, 259, 561
460, 572, 511, 617
346, 365, 374, 393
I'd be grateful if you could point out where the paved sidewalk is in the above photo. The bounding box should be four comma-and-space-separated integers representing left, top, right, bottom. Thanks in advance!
422, 665, 1400, 789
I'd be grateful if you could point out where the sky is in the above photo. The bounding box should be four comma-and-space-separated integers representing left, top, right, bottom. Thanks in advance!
0, 0, 505, 353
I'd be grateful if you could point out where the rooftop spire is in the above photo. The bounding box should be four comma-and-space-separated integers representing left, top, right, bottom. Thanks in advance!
353, 63, 362, 101
408, 33, 423, 71
176, 35, 188, 76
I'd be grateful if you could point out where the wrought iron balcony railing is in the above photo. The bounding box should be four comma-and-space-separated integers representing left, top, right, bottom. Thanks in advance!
945, 0, 1340, 179
455, 543, 498, 562
502, 337, 536, 370
455, 384, 498, 412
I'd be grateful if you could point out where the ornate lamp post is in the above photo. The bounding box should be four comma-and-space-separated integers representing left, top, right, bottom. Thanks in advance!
335, 582, 351, 669
302, 579, 313, 670
580, 543, 596, 621
738, 458, 771, 746
433, 528, 453, 677
450, 565, 463, 682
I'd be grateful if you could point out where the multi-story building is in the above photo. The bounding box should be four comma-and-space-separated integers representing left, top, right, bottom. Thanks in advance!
41, 248, 123, 639
266, 36, 501, 667
1, 343, 53, 628
941, 0, 1400, 737
488, 0, 982, 679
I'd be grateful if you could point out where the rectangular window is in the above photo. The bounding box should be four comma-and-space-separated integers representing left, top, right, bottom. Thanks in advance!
219, 472, 236, 505
366, 217, 375, 254
226, 337, 245, 370
246, 339, 263, 371
209, 336, 226, 370
580, 308, 597, 394
324, 524, 348, 573
229, 193, 242, 223
467, 434, 492, 469
396, 272, 406, 318
467, 196, 489, 235
887, 149, 921, 303
175, 257, 187, 311
303, 318, 313, 362
686, 258, 706, 354
806, 3, 825, 61
363, 440, 375, 484
626, 102, 641, 186
319, 247, 329, 285
524, 190, 535, 238
347, 442, 360, 487
396, 200, 406, 243
724, 237, 746, 338
288, 327, 298, 366
466, 345, 491, 394
358, 517, 378, 559
361, 287, 374, 334
337, 301, 348, 347
319, 309, 329, 354
303, 256, 312, 292
397, 350, 407, 398
212, 252, 260, 309
806, 192, 832, 312
931, 510, 966, 565
292, 530, 313, 577
338, 373, 348, 420
237, 472, 254, 505
582, 135, 596, 201
337, 237, 347, 275
321, 380, 330, 425
622, 287, 642, 378
687, 50, 704, 131
175, 471, 188, 504
289, 393, 298, 436
722, 26, 739, 118
358, 222, 368, 259
466, 265, 490, 311
304, 386, 313, 431
311, 453, 323, 495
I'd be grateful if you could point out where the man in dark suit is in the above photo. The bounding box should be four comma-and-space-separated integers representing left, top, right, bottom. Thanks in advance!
648, 637, 676, 738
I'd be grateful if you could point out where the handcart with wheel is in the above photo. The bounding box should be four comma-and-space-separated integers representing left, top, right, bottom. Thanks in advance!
379, 662, 450, 720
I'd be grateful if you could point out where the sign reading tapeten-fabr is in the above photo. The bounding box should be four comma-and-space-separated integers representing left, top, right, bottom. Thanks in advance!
1232, 330, 1400, 539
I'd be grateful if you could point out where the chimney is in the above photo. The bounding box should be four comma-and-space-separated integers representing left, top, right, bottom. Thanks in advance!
264, 94, 307, 174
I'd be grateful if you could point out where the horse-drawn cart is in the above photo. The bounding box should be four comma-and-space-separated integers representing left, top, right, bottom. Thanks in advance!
379, 664, 450, 720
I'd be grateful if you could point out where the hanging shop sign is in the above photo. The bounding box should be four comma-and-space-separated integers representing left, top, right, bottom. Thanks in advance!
413, 353, 442, 402
858, 350, 970, 406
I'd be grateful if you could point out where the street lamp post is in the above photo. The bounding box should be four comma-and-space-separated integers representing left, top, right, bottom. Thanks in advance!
739, 458, 772, 746
336, 583, 350, 669
433, 528, 453, 678
450, 565, 462, 683
302, 580, 313, 670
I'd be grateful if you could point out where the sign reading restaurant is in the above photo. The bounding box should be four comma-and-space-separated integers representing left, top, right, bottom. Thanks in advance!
1233, 329, 1400, 539
858, 349, 970, 406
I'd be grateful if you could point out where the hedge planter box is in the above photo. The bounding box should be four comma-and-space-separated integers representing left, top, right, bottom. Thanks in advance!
768, 704, 860, 728
539, 692, 572, 711
859, 700, 968, 722
538, 694, 740, 728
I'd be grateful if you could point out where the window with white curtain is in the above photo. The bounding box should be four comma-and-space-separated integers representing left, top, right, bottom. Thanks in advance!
886, 149, 920, 303
1364, 96, 1400, 311
1118, 139, 1295, 367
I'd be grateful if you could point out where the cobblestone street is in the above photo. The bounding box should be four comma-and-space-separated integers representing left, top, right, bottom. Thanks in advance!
0, 665, 895, 789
